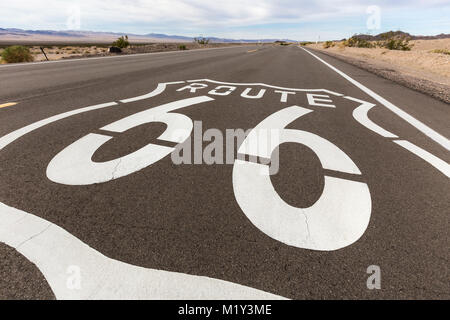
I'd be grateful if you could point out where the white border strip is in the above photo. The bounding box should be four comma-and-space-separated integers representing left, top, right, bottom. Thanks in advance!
301, 48, 450, 151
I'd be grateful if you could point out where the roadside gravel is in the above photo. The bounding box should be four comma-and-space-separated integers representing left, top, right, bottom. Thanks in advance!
307, 44, 450, 104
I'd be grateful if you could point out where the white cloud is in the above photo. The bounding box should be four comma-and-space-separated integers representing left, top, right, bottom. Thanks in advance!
1, 0, 449, 38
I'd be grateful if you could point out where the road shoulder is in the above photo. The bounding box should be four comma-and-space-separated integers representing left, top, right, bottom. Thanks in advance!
305, 47, 450, 104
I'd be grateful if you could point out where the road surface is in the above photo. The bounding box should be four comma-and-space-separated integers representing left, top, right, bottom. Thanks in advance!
0, 45, 448, 299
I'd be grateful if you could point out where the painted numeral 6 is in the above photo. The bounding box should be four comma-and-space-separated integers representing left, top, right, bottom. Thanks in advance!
232, 106, 372, 251
47, 96, 213, 185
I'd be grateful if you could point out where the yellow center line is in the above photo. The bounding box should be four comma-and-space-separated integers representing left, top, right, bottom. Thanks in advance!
0, 102, 18, 109
247, 49, 258, 53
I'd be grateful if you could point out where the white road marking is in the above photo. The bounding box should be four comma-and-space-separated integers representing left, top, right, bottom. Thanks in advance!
348, 96, 450, 176
2, 76, 443, 296
241, 88, 266, 99
301, 48, 450, 151
234, 106, 371, 251
47, 96, 213, 185
177, 83, 209, 93
47, 133, 174, 186
0, 102, 118, 151
120, 81, 185, 103
0, 89, 283, 298
274, 90, 296, 103
209, 85, 237, 96
0, 81, 181, 151
306, 94, 336, 108
352, 100, 399, 138
0, 202, 285, 300
394, 140, 450, 178
187, 79, 344, 96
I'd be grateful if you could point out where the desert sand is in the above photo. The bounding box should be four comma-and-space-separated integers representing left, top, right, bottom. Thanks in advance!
0, 42, 244, 64
307, 39, 450, 86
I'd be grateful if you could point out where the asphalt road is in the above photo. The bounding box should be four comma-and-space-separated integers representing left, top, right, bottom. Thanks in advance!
0, 45, 448, 300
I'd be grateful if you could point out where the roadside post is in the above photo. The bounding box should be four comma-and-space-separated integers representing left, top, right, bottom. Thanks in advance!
40, 46, 49, 61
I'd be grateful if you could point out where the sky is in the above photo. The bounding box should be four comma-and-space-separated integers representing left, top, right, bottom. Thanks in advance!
1, 0, 449, 40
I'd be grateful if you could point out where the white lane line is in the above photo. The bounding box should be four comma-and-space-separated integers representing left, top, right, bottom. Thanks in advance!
120, 81, 185, 103
0, 46, 253, 69
0, 203, 285, 300
394, 140, 450, 178
351, 100, 399, 138
187, 79, 344, 96
0, 102, 117, 151
301, 48, 450, 151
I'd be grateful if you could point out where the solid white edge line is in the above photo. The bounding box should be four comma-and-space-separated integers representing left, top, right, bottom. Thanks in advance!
301, 48, 450, 151
394, 140, 450, 178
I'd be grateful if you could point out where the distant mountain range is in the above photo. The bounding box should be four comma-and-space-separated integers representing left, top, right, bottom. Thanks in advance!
345, 31, 450, 41
2, 28, 448, 44
0, 28, 297, 43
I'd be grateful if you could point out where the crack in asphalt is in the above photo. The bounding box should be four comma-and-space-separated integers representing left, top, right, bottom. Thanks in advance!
302, 211, 311, 240
15, 223, 52, 250
111, 158, 122, 180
